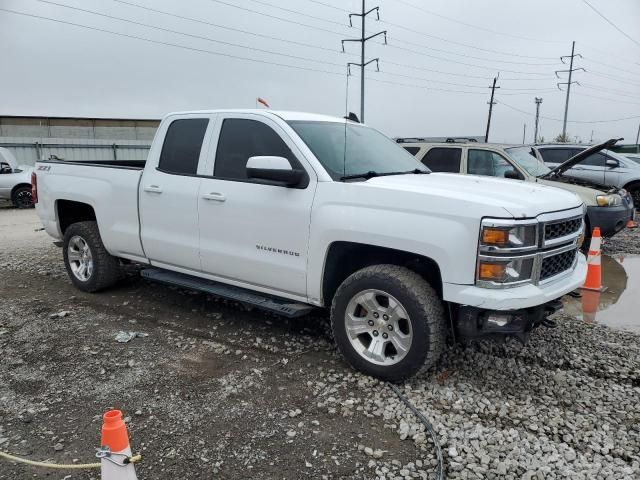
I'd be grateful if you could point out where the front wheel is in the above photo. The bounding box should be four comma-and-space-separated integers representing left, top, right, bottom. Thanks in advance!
330, 265, 446, 382
63, 221, 122, 292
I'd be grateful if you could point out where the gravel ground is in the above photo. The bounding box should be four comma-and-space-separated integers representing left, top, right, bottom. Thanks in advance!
1, 207, 639, 479
603, 224, 640, 255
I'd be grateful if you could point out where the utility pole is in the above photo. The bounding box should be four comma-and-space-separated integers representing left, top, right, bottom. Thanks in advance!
522, 124, 527, 144
636, 122, 640, 145
342, 1, 386, 123
534, 97, 543, 144
556, 41, 584, 141
484, 75, 500, 143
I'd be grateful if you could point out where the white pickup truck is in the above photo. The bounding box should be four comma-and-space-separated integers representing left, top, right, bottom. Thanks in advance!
33, 110, 587, 380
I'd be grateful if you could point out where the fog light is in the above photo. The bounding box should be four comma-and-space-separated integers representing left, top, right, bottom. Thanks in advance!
486, 313, 511, 327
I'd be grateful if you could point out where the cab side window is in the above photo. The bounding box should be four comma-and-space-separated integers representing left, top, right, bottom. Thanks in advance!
214, 119, 299, 180
421, 147, 461, 173
467, 149, 512, 177
0, 162, 12, 174
158, 118, 209, 175
581, 152, 606, 167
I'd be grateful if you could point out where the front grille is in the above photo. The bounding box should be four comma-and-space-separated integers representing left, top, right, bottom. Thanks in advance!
540, 249, 576, 281
544, 218, 582, 242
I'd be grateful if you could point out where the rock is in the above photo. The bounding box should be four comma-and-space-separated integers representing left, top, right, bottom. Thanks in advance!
53, 443, 64, 451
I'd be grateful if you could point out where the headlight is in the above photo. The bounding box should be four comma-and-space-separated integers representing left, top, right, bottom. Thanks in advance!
479, 222, 538, 252
596, 194, 622, 207
477, 256, 535, 284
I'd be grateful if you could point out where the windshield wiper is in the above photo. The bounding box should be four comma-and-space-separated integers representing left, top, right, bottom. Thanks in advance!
340, 168, 428, 181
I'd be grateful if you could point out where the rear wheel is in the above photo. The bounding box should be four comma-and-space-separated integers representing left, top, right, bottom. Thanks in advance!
330, 265, 446, 382
11, 186, 33, 209
63, 221, 121, 292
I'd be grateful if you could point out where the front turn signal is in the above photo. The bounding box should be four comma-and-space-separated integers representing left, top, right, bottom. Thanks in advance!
478, 262, 507, 281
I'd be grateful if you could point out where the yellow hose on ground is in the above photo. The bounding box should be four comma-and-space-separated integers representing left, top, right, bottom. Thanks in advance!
0, 450, 101, 469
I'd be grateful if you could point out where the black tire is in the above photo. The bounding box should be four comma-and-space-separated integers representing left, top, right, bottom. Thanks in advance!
63, 221, 121, 292
626, 184, 640, 212
11, 186, 34, 209
330, 264, 446, 382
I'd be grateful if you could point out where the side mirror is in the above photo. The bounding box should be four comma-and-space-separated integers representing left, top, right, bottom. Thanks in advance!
504, 169, 523, 180
246, 156, 305, 187
605, 158, 619, 168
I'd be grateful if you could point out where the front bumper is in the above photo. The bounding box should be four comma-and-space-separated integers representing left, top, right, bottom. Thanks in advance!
455, 300, 562, 340
586, 204, 633, 237
442, 252, 587, 310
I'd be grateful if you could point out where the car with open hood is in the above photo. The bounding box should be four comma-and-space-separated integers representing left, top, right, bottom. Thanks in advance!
534, 140, 640, 209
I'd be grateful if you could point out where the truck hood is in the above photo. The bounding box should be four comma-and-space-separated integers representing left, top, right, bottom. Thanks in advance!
541, 138, 622, 178
363, 173, 583, 218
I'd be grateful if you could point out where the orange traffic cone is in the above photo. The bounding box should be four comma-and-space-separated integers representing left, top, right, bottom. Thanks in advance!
581, 289, 601, 324
100, 410, 139, 480
582, 227, 606, 292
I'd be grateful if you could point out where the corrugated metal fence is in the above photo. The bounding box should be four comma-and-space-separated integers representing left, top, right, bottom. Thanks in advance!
0, 137, 151, 166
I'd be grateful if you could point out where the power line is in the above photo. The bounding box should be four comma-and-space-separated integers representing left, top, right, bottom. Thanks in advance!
581, 0, 640, 48
572, 91, 640, 106
112, 0, 350, 56
580, 83, 640, 99
245, 0, 349, 28
385, 42, 555, 75
392, 0, 566, 45
0, 6, 531, 97
233, 0, 562, 63
581, 57, 640, 77
499, 101, 640, 123
584, 69, 640, 87
108, 0, 557, 84
32, 0, 347, 68
385, 35, 561, 66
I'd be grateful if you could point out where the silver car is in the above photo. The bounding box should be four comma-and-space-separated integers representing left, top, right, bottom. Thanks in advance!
534, 143, 640, 208
0, 147, 34, 208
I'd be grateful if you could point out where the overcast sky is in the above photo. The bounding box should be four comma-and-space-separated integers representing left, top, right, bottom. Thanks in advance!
1, 0, 639, 143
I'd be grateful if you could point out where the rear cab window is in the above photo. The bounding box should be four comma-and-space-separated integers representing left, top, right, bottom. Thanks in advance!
421, 147, 461, 173
158, 118, 209, 175
403, 146, 420, 156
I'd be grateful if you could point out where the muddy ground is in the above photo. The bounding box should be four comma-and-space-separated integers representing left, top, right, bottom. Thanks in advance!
1, 206, 639, 479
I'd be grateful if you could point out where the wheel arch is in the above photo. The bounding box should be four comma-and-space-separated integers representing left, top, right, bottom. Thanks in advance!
321, 241, 443, 307
56, 199, 97, 234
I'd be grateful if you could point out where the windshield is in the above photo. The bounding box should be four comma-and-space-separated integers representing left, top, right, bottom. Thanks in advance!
288, 121, 428, 180
505, 146, 550, 176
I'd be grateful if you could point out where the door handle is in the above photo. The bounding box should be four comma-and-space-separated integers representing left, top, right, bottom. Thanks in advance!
144, 185, 163, 193
202, 192, 226, 202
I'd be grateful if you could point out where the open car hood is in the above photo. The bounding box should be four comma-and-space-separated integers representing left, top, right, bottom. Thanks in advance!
541, 138, 623, 179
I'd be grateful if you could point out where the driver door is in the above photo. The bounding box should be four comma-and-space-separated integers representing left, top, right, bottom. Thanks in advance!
197, 114, 316, 298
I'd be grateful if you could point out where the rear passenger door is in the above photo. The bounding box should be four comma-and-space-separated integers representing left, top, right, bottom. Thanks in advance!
197, 114, 316, 298
139, 115, 213, 271
420, 147, 462, 173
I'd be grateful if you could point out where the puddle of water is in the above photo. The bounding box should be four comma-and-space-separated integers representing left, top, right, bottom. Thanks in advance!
562, 254, 640, 333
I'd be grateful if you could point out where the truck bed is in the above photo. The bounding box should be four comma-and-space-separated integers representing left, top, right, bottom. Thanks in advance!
34, 158, 146, 261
